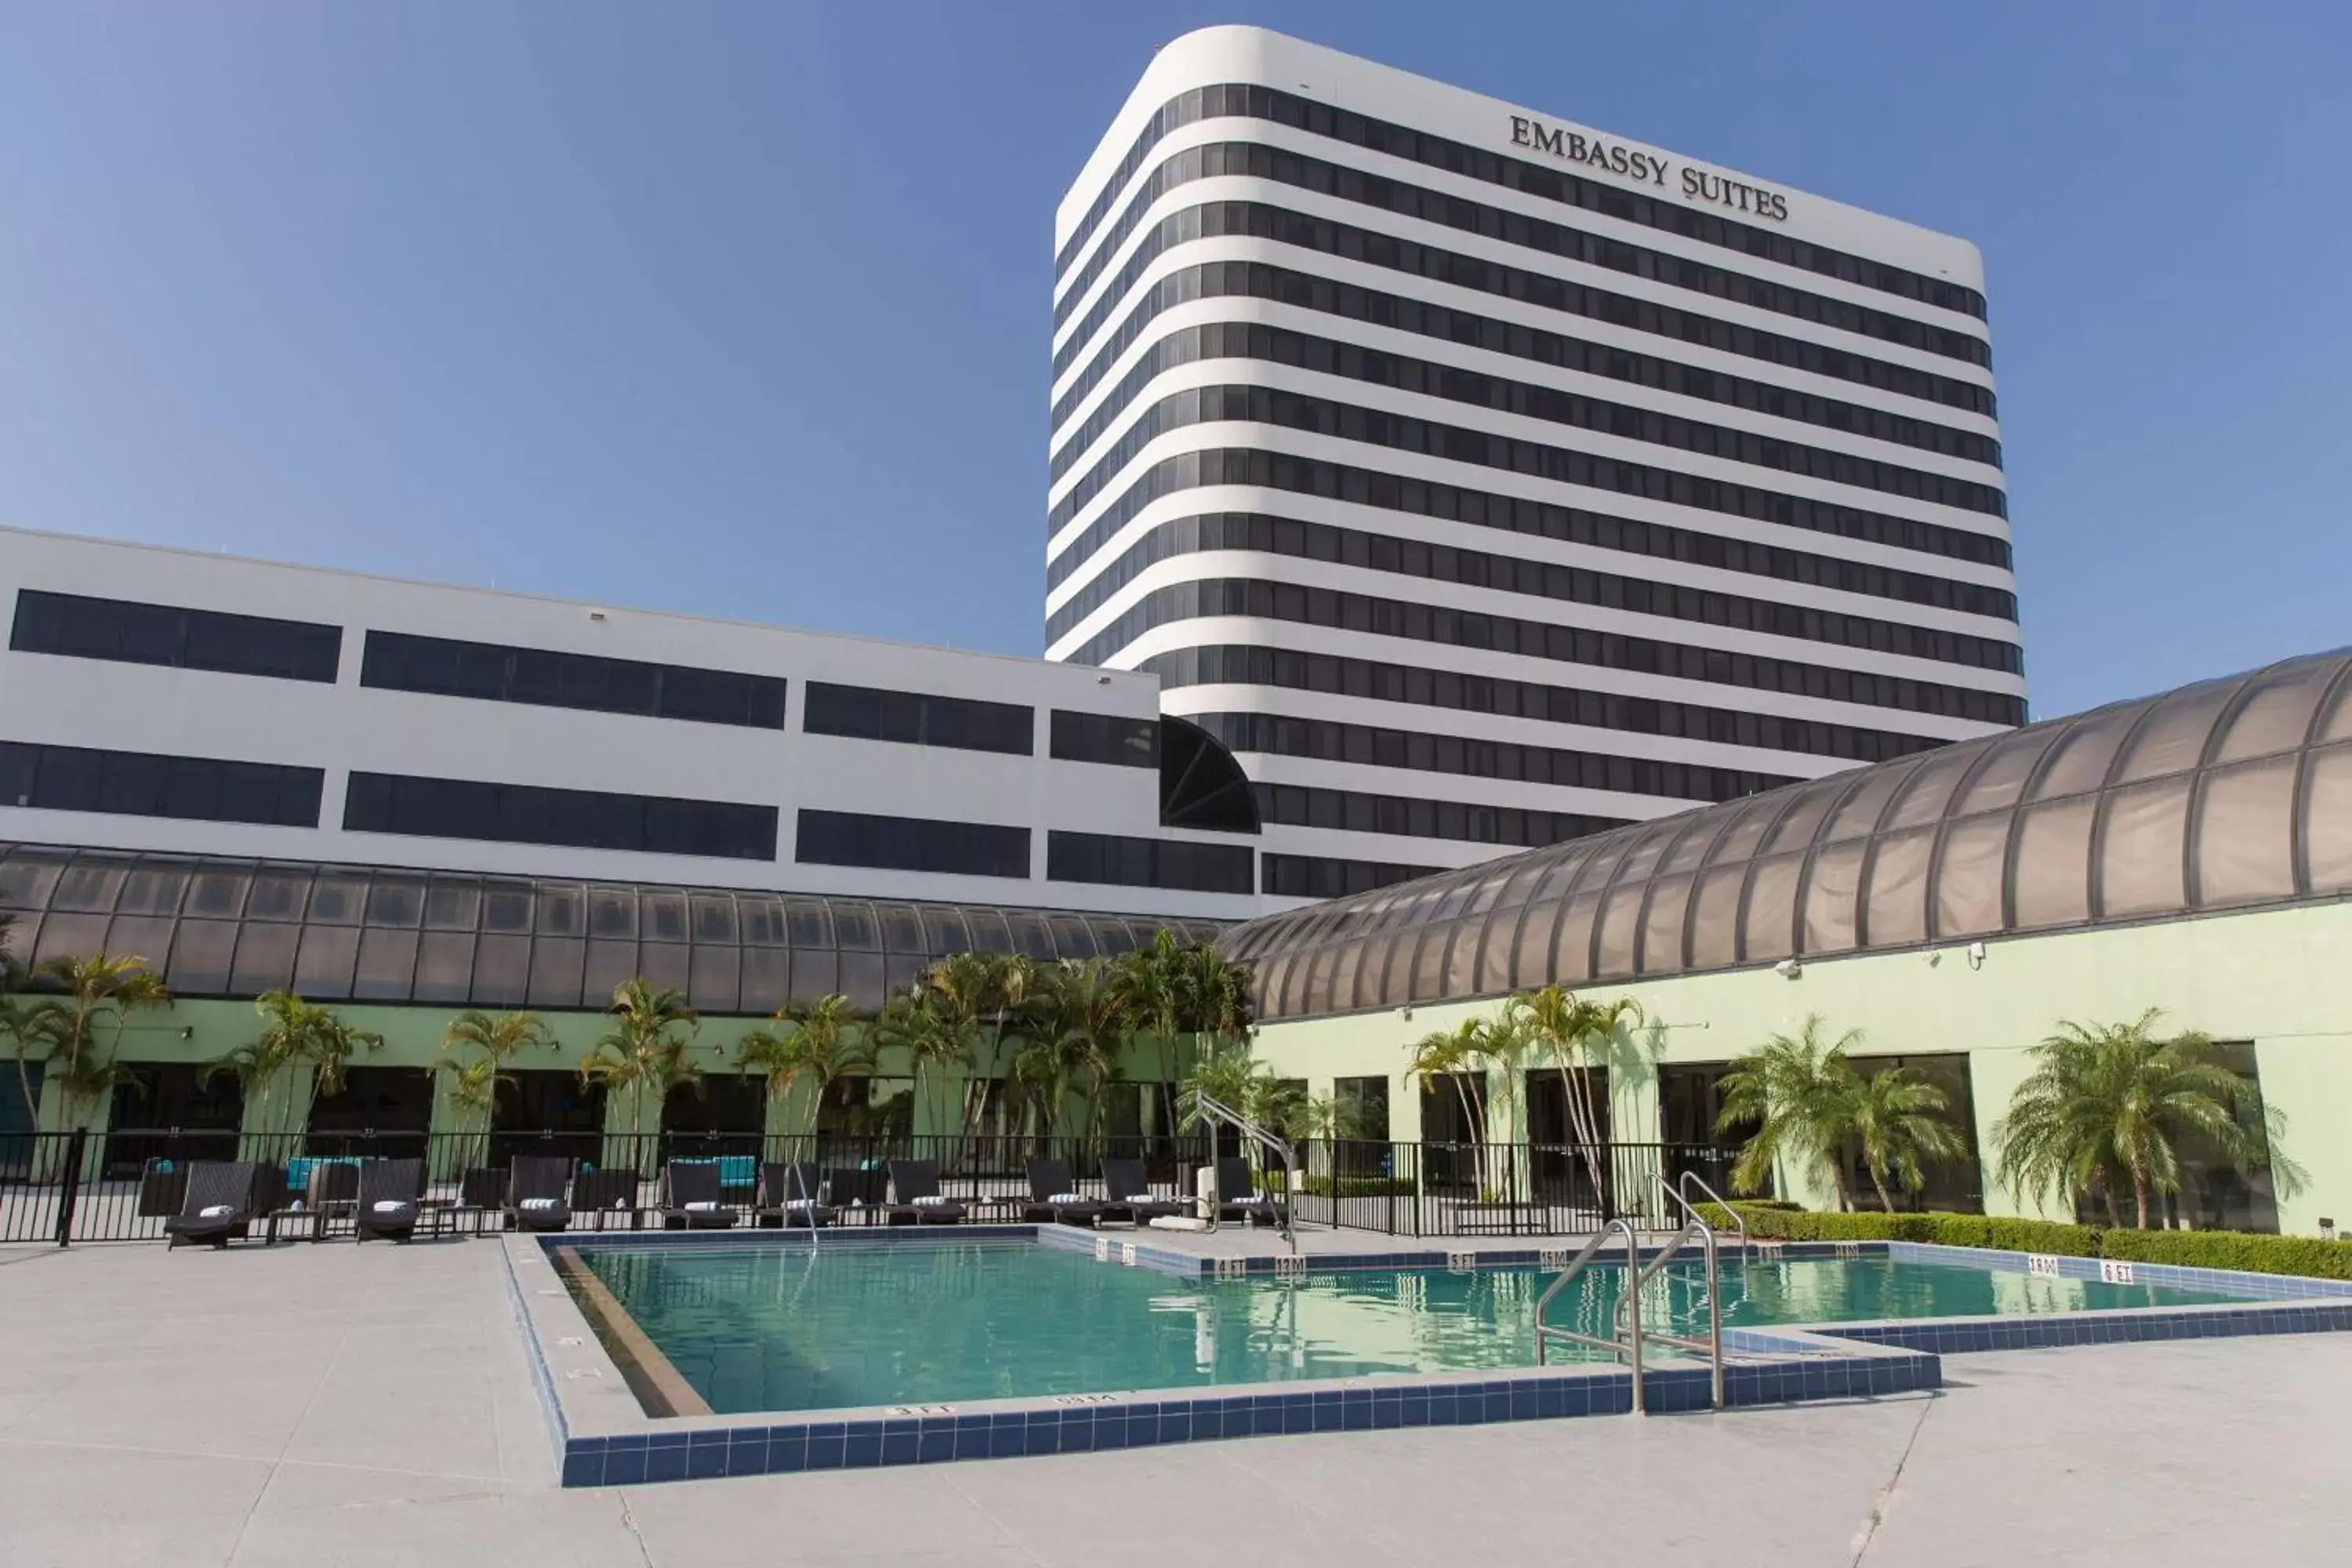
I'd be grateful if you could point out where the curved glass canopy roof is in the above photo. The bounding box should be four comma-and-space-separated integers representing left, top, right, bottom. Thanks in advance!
0, 844, 1227, 1016
1221, 649, 2352, 1022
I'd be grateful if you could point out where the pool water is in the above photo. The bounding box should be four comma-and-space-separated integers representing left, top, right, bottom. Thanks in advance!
575, 1240, 2251, 1417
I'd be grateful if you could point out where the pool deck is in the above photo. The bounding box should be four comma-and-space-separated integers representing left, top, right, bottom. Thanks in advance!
3, 1233, 2348, 1567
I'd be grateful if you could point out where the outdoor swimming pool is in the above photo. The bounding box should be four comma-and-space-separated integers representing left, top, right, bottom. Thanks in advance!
571, 1238, 2255, 1417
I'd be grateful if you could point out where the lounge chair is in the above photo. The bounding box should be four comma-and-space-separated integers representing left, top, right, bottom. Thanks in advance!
572, 1167, 641, 1229
884, 1159, 966, 1225
1102, 1156, 1188, 1223
658, 1160, 741, 1229
1024, 1158, 1113, 1227
1216, 1156, 1287, 1228
354, 1157, 425, 1243
163, 1160, 264, 1249
753, 1162, 836, 1229
505, 1155, 575, 1232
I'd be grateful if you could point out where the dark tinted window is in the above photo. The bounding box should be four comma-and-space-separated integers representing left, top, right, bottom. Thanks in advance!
803, 684, 1033, 756
1146, 644, 1964, 768
12, 590, 340, 682
1050, 710, 1159, 768
1261, 853, 1443, 900
796, 809, 1030, 880
1190, 710, 1792, 804
343, 772, 775, 860
1055, 84, 1986, 320
1047, 830, 1254, 894
0, 742, 321, 827
360, 632, 786, 729
1254, 780, 1626, 849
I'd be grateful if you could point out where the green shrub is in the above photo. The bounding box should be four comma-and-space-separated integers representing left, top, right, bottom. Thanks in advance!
1697, 1203, 2102, 1254
1697, 1203, 2347, 1279
1301, 1175, 1418, 1199
2100, 1228, 2352, 1281
1918, 1214, 2104, 1258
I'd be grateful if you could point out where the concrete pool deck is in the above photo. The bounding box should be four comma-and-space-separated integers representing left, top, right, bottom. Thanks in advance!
2, 1236, 2347, 1567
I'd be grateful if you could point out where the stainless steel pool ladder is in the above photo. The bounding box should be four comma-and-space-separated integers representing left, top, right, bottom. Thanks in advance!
1533, 1214, 1726, 1414
1670, 1169, 1748, 1254
1189, 1091, 1301, 1254
789, 1162, 819, 1254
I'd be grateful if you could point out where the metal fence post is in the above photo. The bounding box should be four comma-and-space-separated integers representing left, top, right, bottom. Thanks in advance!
53, 1128, 87, 1247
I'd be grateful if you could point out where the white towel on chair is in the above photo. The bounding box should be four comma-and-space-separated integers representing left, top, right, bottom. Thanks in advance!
371, 1200, 407, 1214
684, 1200, 719, 1212
911, 1193, 955, 1207
199, 1204, 234, 1218
520, 1197, 558, 1211
1048, 1192, 1085, 1203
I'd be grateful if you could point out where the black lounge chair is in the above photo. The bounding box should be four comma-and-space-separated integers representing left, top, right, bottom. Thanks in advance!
354, 1157, 425, 1243
884, 1159, 966, 1225
753, 1162, 835, 1228
163, 1160, 263, 1248
572, 1166, 641, 1229
1024, 1158, 1113, 1227
658, 1160, 741, 1229
1102, 1156, 1188, 1223
1216, 1156, 1287, 1228
506, 1155, 575, 1232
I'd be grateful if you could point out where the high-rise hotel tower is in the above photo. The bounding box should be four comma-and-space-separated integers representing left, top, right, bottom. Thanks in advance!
1047, 27, 2020, 906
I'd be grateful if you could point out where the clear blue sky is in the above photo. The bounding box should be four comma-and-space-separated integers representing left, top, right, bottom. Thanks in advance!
2, 2, 2346, 720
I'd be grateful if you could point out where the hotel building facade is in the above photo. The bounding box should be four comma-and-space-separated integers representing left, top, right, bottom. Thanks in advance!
1047, 27, 2022, 906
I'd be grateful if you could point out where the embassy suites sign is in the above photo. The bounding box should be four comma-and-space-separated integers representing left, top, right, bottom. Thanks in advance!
1508, 115, 1789, 223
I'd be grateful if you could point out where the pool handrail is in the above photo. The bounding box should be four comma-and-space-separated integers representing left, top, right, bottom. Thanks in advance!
1534, 1218, 1647, 1408
1673, 1169, 1748, 1253
1615, 1212, 1726, 1411
1190, 1091, 1300, 1254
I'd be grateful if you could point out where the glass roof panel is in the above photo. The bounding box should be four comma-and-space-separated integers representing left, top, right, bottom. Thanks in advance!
2112, 680, 2238, 785
1953, 728, 2061, 816
2027, 705, 2143, 802
2212, 656, 2345, 764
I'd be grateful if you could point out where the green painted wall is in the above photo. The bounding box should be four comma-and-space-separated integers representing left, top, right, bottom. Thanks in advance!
1244, 900, 2352, 1237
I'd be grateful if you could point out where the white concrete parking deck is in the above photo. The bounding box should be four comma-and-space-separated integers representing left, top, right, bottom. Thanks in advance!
0, 1235, 2344, 1567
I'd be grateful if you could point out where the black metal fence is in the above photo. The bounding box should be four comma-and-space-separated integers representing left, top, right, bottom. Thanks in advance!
0, 1127, 1739, 1245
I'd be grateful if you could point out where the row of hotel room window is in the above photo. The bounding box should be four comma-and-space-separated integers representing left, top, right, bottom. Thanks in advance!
1056, 82, 1988, 320
0, 732, 1648, 859
1054, 139, 1990, 367
0, 740, 1252, 891
9, 589, 1156, 759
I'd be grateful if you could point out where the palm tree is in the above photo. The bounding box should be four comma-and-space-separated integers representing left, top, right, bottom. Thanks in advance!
436, 1010, 547, 1170
1510, 987, 1643, 1207
869, 989, 975, 1148
1715, 1014, 1863, 1210
924, 951, 1034, 1142
1846, 1064, 1969, 1213
205, 990, 383, 1145
1406, 1019, 1490, 1147
1991, 1011, 2297, 1229
13, 953, 173, 1136
435, 1055, 514, 1172
577, 979, 701, 1160
441, 1008, 553, 1065
1015, 960, 1129, 1140
735, 993, 870, 1152
1115, 932, 1188, 1126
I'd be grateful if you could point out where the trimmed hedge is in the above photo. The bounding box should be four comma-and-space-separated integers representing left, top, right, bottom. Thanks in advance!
1694, 1201, 2352, 1279
2101, 1227, 2352, 1282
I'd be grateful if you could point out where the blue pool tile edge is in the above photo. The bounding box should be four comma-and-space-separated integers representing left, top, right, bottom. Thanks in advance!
548, 1346, 1944, 1487
513, 1227, 2352, 1487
